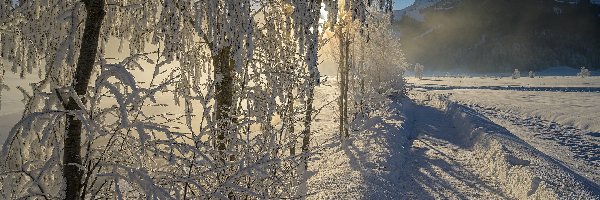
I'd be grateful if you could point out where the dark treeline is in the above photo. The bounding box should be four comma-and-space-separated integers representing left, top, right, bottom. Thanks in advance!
393, 0, 600, 72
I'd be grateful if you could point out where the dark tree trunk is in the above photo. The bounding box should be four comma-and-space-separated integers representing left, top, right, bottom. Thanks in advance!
343, 36, 350, 138
64, 1, 105, 199
213, 46, 237, 198
213, 47, 236, 162
338, 33, 350, 139
338, 35, 345, 138
288, 89, 296, 156
301, 76, 315, 170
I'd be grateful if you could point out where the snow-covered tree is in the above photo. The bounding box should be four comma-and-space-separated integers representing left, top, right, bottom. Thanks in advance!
512, 69, 521, 79
578, 67, 591, 78
1, 0, 396, 199
415, 63, 425, 80
0, 1, 151, 198
325, 1, 401, 139
529, 70, 535, 78
349, 12, 407, 123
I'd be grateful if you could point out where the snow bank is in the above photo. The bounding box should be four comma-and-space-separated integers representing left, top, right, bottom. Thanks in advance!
421, 93, 600, 199
446, 103, 558, 199
469, 138, 559, 199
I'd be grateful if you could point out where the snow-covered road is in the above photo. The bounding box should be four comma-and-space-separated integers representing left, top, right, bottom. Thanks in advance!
410, 91, 599, 199
306, 93, 511, 199
400, 99, 510, 199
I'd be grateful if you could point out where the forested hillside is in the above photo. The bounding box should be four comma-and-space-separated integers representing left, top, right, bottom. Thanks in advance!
393, 0, 600, 72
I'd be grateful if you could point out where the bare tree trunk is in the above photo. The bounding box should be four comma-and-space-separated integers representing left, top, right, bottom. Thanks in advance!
213, 46, 237, 199
213, 47, 236, 163
64, 1, 105, 199
301, 79, 314, 170
338, 33, 346, 139
338, 32, 351, 139
288, 89, 296, 156
343, 36, 350, 138
359, 41, 365, 117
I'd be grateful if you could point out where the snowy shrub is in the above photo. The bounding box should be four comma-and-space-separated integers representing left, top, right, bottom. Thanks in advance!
529, 71, 535, 78
325, 4, 403, 138
512, 69, 521, 79
345, 12, 407, 133
578, 67, 591, 78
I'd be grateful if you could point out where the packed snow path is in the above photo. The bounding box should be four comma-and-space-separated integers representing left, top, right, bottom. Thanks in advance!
399, 100, 510, 199
306, 94, 509, 199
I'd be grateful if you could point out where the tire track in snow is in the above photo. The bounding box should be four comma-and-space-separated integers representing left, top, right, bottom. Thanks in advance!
404, 100, 511, 199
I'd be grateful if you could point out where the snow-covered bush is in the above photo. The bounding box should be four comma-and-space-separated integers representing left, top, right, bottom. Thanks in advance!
578, 67, 591, 78
345, 12, 408, 131
326, 2, 400, 138
512, 69, 521, 79
529, 70, 535, 78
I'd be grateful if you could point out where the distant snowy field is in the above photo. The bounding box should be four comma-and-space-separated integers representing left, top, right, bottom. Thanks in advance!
411, 76, 600, 88
408, 76, 600, 132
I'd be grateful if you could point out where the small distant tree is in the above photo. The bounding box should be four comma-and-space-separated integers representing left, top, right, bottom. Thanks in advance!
529, 70, 535, 78
578, 67, 591, 78
512, 69, 521, 79
415, 63, 425, 79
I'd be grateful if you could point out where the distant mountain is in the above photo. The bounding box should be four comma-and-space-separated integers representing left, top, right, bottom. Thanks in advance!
392, 0, 600, 72
393, 0, 441, 22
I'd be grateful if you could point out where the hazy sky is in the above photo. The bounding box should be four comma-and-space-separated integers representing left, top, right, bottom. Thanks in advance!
395, 0, 415, 10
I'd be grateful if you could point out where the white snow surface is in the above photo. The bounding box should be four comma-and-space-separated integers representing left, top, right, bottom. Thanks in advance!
409, 76, 600, 88
407, 76, 600, 134
408, 76, 600, 186
306, 78, 599, 199
431, 89, 600, 133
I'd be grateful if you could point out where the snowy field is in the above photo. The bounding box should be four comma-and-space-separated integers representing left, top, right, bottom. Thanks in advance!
408, 76, 600, 132
411, 76, 600, 88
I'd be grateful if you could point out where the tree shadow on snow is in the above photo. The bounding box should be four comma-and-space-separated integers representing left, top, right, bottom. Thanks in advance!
335, 96, 512, 199
399, 100, 511, 199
